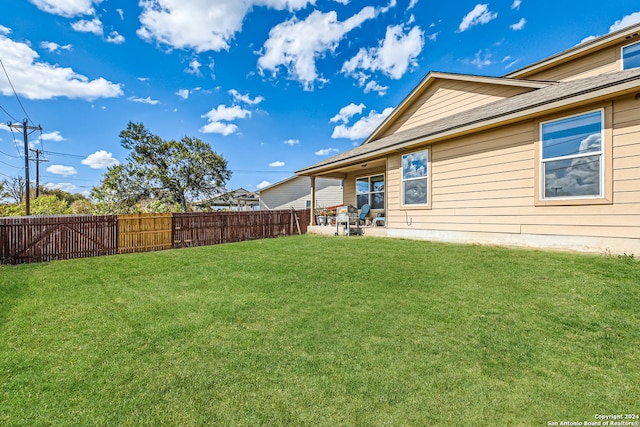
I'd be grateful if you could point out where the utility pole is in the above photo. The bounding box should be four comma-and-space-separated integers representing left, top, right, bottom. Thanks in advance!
30, 149, 49, 197
8, 120, 42, 215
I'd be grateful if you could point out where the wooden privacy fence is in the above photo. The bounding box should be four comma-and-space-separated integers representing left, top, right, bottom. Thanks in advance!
0, 215, 117, 264
173, 210, 309, 247
0, 209, 310, 265
118, 213, 173, 254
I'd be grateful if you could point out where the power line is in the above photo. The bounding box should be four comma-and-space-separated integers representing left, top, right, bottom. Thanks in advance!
0, 159, 21, 169
7, 124, 23, 158
0, 103, 19, 122
0, 148, 22, 159
41, 149, 86, 159
0, 57, 34, 126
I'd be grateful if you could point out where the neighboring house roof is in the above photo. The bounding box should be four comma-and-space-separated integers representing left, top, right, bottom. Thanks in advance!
256, 176, 301, 193
363, 71, 553, 144
506, 24, 640, 78
202, 187, 259, 206
296, 68, 640, 176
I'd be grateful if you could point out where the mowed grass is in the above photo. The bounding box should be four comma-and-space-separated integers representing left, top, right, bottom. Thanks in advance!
1, 234, 639, 426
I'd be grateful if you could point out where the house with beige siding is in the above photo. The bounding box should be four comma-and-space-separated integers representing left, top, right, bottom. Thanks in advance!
296, 24, 640, 254
258, 176, 342, 211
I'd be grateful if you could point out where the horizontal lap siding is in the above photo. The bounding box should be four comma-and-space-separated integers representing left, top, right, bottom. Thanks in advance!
612, 97, 640, 219
385, 98, 640, 240
383, 82, 532, 137
522, 45, 619, 81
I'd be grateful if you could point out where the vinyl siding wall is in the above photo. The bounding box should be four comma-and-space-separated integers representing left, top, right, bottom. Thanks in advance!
519, 43, 622, 82
372, 95, 640, 252
381, 81, 534, 137
260, 177, 342, 210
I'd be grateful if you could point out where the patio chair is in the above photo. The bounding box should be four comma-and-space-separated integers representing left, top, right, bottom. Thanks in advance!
356, 204, 370, 232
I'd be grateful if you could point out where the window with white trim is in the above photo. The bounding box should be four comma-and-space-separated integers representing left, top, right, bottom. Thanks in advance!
622, 41, 640, 70
356, 174, 384, 209
402, 150, 429, 205
540, 110, 603, 199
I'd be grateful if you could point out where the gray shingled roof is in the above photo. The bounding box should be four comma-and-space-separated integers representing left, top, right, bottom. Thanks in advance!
296, 68, 640, 175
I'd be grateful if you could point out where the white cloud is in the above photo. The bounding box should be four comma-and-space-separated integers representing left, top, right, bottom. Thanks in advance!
116, 8, 124, 19
43, 182, 77, 193
0, 29, 123, 100
609, 11, 640, 32
364, 80, 388, 95
41, 131, 65, 141
379, 0, 397, 13
71, 17, 103, 36
200, 104, 251, 135
269, 161, 285, 167
81, 150, 119, 169
29, 0, 102, 17
258, 7, 377, 90
137, 0, 314, 53
408, 0, 419, 10
186, 58, 202, 75
203, 104, 251, 121
510, 18, 526, 31
469, 50, 493, 68
580, 35, 598, 44
46, 165, 77, 176
176, 89, 190, 100
199, 122, 238, 136
315, 148, 339, 156
342, 24, 424, 81
106, 31, 125, 44
511, 0, 521, 10
330, 103, 365, 124
502, 56, 519, 69
129, 96, 160, 105
458, 4, 498, 32
257, 180, 271, 190
41, 41, 72, 53
581, 12, 640, 45
229, 89, 264, 105
283, 139, 299, 146
331, 107, 393, 140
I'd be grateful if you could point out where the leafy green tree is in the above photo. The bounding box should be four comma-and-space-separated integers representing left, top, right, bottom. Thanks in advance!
91, 122, 231, 213
42, 188, 90, 207
0, 195, 71, 216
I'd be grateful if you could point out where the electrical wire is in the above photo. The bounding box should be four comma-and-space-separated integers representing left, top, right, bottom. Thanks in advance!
0, 57, 34, 126
0, 159, 21, 169
41, 150, 86, 159
0, 103, 19, 122
7, 123, 23, 158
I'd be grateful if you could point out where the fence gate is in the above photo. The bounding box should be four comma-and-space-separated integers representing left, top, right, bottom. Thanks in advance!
117, 213, 173, 254
0, 215, 117, 264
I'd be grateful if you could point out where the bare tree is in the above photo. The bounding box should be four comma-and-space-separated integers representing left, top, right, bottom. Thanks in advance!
1, 176, 26, 203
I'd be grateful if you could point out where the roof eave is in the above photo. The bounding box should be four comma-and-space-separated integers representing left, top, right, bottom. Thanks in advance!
296, 78, 640, 177
506, 24, 640, 78
362, 71, 553, 145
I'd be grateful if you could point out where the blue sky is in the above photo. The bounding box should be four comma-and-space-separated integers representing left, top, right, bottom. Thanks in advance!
0, 0, 638, 197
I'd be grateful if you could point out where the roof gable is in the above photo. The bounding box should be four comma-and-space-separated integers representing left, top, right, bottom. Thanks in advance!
506, 23, 640, 79
364, 72, 551, 144
297, 69, 640, 176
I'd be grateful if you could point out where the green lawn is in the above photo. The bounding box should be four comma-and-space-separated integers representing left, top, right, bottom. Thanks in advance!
1, 235, 639, 426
